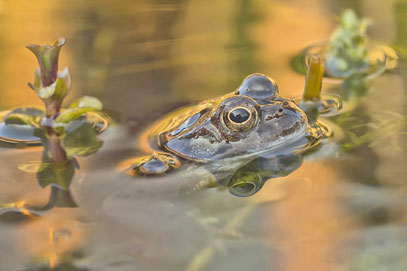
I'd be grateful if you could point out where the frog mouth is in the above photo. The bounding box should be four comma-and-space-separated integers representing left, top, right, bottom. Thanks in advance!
255, 120, 309, 153
278, 120, 305, 138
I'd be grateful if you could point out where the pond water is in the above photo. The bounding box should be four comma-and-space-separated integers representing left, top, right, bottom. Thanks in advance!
0, 0, 406, 270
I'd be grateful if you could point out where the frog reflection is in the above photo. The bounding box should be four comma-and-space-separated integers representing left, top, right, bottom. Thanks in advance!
128, 74, 325, 196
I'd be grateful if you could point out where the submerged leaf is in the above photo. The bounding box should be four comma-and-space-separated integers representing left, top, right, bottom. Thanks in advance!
37, 159, 75, 189
62, 121, 103, 157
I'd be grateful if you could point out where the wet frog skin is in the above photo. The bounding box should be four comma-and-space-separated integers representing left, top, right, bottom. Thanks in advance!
129, 73, 321, 186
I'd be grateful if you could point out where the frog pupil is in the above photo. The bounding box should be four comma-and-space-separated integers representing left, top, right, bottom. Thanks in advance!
229, 108, 250, 123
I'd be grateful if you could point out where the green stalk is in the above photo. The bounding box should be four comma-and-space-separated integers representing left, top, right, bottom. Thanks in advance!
303, 54, 325, 101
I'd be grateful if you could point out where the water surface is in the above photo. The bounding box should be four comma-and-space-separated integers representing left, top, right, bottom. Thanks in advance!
0, 0, 406, 270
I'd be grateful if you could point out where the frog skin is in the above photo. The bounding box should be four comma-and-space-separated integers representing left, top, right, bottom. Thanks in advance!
128, 73, 324, 195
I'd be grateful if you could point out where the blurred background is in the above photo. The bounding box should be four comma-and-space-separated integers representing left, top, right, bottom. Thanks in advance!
0, 0, 406, 270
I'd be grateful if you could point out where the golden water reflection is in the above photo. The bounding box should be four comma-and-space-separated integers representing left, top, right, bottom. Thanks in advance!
0, 0, 405, 270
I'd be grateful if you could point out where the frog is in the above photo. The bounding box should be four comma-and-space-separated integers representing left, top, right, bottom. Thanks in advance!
126, 73, 325, 196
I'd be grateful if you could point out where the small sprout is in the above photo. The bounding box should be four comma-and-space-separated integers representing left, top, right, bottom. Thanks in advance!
26, 39, 73, 119
0, 38, 109, 142
27, 38, 66, 87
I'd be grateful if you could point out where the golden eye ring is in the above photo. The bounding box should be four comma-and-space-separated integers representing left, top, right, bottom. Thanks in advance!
227, 106, 252, 125
222, 104, 258, 132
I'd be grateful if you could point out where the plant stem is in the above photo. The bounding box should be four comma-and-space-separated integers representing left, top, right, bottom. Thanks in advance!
303, 54, 325, 101
49, 134, 67, 163
45, 100, 61, 119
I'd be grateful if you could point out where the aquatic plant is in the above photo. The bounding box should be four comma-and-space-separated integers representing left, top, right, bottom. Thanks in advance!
293, 9, 398, 80
0, 39, 109, 219
325, 9, 372, 78
0, 38, 108, 146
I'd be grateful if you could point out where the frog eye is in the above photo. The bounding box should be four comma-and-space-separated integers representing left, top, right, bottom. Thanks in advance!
228, 107, 251, 124
223, 105, 257, 132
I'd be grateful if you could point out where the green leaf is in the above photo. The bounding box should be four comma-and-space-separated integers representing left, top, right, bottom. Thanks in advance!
53, 96, 103, 124
4, 113, 41, 128
69, 96, 103, 110
62, 121, 103, 157
32, 68, 42, 89
30, 75, 69, 102
35, 79, 57, 99
52, 125, 67, 137
54, 107, 100, 124
58, 67, 72, 93
290, 54, 307, 75
3, 108, 43, 127
37, 159, 75, 189
53, 76, 70, 102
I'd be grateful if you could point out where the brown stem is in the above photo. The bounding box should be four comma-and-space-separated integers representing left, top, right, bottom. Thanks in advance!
49, 134, 67, 163
45, 100, 61, 118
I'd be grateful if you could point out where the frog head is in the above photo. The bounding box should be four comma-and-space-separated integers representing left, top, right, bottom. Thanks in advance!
159, 74, 309, 162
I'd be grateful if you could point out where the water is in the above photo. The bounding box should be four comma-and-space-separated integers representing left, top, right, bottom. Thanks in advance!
0, 0, 406, 270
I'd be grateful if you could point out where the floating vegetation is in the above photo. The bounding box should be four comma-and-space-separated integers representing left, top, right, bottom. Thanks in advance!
292, 9, 398, 79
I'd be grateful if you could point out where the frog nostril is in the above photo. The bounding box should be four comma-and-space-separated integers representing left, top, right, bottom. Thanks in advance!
265, 110, 285, 121
282, 101, 290, 107
265, 115, 273, 121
